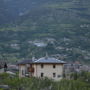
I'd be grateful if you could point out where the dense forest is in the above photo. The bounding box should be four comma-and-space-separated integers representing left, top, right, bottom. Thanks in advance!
0, 0, 90, 63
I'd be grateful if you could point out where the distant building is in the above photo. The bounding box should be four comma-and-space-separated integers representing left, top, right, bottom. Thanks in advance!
18, 57, 66, 81
63, 62, 90, 79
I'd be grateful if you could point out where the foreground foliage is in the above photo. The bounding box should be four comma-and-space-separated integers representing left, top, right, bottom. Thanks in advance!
0, 72, 90, 90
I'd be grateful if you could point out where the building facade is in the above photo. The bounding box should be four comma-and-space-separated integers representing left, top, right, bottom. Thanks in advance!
18, 57, 65, 81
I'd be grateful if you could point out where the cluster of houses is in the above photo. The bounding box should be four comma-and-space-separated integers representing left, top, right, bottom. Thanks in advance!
0, 56, 90, 81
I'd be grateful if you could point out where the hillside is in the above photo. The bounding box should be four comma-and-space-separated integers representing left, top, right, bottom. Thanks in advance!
0, 0, 90, 63
0, 0, 56, 25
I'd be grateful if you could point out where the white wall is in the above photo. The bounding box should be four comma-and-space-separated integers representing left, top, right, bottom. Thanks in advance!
19, 65, 26, 77
33, 64, 63, 81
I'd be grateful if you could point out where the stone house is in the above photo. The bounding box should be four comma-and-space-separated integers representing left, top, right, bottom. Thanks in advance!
18, 56, 65, 81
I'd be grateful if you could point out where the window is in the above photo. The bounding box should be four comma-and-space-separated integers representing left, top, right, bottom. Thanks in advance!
41, 64, 44, 68
41, 73, 44, 77
22, 70, 25, 75
57, 75, 62, 78
53, 73, 56, 78
53, 64, 56, 68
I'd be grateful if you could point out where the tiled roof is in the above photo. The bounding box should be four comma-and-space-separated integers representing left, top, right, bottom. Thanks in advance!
17, 59, 33, 65
18, 57, 66, 65
34, 57, 66, 64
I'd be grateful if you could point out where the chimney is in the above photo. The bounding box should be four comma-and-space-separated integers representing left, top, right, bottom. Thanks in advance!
32, 56, 36, 62
45, 52, 49, 59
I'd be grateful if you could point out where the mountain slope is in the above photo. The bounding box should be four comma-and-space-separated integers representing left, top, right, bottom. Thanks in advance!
0, 0, 60, 25
0, 0, 90, 63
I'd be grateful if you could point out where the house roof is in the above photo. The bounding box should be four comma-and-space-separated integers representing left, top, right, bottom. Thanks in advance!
18, 57, 66, 65
34, 57, 66, 64
17, 59, 33, 65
